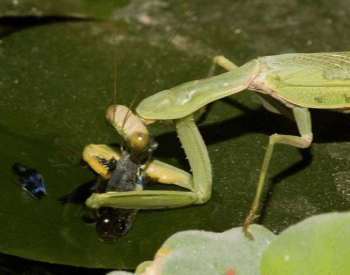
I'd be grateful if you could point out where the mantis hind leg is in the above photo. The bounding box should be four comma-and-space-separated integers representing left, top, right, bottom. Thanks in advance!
243, 107, 313, 240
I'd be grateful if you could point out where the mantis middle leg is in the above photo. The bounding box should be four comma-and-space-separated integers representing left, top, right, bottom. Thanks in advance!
243, 106, 313, 239
210, 56, 314, 239
208, 55, 239, 77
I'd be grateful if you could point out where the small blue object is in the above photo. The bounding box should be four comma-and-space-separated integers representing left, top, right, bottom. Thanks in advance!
136, 170, 145, 187
12, 163, 46, 201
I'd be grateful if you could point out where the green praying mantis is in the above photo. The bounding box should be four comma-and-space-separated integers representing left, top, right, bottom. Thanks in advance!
84, 51, 350, 240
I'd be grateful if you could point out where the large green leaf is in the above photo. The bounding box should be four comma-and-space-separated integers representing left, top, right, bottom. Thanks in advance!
1, 0, 350, 270
138, 225, 276, 275
109, 212, 350, 274
261, 212, 350, 274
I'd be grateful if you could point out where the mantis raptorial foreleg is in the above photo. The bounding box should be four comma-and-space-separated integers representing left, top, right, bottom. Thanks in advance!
85, 112, 212, 210
83, 80, 212, 241
84, 144, 193, 190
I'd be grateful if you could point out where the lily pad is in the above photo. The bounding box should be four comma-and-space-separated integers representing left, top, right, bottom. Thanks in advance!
0, 0, 350, 270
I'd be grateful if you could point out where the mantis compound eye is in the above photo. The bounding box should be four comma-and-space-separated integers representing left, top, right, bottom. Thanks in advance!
127, 132, 150, 153
96, 208, 137, 244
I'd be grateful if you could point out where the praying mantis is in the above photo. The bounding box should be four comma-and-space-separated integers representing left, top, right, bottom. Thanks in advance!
84, 51, 350, 240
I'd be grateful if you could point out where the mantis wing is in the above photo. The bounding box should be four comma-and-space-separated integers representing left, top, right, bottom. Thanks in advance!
261, 52, 350, 108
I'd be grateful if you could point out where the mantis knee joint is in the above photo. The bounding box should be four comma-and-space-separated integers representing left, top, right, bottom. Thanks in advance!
301, 134, 313, 148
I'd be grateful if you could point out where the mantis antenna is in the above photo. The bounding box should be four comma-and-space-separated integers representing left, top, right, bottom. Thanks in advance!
112, 9, 195, 154
112, 20, 117, 108
127, 10, 194, 114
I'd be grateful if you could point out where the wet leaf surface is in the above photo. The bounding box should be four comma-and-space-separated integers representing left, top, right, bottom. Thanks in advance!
0, 0, 350, 270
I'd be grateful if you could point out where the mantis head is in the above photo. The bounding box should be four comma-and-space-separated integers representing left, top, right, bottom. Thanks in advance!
105, 104, 151, 153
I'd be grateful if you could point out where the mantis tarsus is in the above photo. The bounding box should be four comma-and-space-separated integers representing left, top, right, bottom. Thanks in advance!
84, 51, 350, 240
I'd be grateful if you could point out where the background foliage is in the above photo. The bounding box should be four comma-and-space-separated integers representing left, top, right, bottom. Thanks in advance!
1, 0, 350, 271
